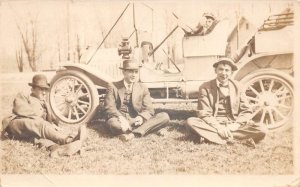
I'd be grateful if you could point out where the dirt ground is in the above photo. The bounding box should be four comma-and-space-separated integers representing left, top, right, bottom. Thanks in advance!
0, 73, 294, 174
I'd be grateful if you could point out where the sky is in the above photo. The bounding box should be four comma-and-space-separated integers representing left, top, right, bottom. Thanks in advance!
0, 0, 294, 72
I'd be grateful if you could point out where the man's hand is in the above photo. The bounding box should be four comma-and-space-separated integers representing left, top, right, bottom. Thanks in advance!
216, 125, 233, 139
118, 116, 131, 132
133, 116, 143, 127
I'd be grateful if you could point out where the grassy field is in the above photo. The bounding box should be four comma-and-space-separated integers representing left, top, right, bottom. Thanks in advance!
0, 74, 294, 174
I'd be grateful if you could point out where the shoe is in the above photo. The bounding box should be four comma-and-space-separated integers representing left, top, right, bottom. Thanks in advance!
119, 133, 135, 142
241, 138, 256, 148
50, 140, 82, 157
34, 138, 56, 148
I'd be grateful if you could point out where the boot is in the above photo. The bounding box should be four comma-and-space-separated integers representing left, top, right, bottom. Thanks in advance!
42, 125, 72, 145
50, 140, 82, 157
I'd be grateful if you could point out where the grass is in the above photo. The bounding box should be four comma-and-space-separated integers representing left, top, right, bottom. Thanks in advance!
1, 106, 293, 174
0, 74, 294, 174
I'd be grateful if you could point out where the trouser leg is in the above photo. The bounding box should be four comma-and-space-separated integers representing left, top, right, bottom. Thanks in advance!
132, 112, 169, 136
7, 118, 71, 145
185, 117, 227, 144
232, 121, 267, 143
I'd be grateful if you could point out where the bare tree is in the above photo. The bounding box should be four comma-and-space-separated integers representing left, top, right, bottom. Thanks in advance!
15, 45, 24, 72
15, 15, 41, 72
76, 34, 82, 63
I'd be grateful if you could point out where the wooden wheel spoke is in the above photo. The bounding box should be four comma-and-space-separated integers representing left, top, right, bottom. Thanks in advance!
57, 103, 67, 111
267, 108, 275, 126
78, 92, 89, 98
259, 80, 265, 92
260, 109, 266, 124
274, 85, 284, 95
277, 103, 291, 109
277, 95, 292, 101
249, 103, 260, 108
268, 79, 274, 92
55, 101, 66, 107
71, 79, 76, 92
251, 107, 263, 119
249, 85, 261, 97
246, 96, 259, 102
75, 84, 83, 94
68, 107, 72, 119
54, 94, 68, 99
73, 107, 79, 120
76, 104, 87, 114
78, 99, 90, 105
272, 107, 285, 120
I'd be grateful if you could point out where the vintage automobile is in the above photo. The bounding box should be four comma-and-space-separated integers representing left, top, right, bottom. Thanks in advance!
49, 3, 293, 132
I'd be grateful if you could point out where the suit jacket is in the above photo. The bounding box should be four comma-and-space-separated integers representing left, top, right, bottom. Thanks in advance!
104, 80, 154, 121
1, 92, 57, 133
196, 79, 252, 127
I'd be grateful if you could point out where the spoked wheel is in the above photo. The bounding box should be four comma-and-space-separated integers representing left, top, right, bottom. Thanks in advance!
241, 69, 293, 131
49, 70, 99, 125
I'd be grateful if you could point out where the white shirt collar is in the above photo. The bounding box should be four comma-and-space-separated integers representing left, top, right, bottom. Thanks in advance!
123, 80, 133, 91
216, 79, 229, 88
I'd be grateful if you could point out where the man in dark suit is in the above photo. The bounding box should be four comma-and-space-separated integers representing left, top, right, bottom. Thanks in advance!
104, 59, 170, 141
186, 58, 267, 147
1, 74, 86, 157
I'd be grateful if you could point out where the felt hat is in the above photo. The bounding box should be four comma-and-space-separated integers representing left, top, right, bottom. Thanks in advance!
203, 12, 216, 20
119, 59, 141, 70
28, 74, 50, 89
213, 58, 238, 71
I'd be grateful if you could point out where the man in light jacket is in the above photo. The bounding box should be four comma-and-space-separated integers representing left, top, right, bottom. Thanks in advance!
186, 58, 267, 147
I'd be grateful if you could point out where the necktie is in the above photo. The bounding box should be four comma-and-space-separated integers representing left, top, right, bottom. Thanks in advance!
127, 83, 132, 92
219, 83, 229, 88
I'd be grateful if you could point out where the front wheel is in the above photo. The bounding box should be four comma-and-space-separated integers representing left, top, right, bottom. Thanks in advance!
240, 69, 293, 131
49, 70, 99, 125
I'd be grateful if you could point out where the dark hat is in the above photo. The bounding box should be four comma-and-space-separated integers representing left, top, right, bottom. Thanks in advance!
119, 59, 141, 70
213, 58, 238, 71
203, 12, 216, 20
28, 74, 50, 89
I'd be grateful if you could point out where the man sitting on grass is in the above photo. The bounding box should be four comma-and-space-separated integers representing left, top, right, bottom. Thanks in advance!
186, 58, 267, 148
104, 59, 170, 141
1, 74, 86, 157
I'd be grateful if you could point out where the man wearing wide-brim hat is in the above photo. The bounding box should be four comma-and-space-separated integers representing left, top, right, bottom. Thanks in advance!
1, 74, 86, 157
185, 58, 267, 148
104, 59, 170, 141
180, 12, 219, 36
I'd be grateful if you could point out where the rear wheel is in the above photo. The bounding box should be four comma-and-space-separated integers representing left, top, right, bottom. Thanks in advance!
49, 70, 99, 125
240, 69, 293, 131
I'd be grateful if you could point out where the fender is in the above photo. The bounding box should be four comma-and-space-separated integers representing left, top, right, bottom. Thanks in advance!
57, 63, 114, 88
233, 51, 293, 81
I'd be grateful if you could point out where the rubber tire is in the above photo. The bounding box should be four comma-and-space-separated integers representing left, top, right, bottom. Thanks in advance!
49, 70, 99, 125
240, 68, 293, 131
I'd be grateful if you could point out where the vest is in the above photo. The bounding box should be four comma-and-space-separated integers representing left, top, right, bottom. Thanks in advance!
119, 89, 137, 117
216, 90, 234, 120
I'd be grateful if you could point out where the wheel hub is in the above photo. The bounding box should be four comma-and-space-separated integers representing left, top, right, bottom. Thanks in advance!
259, 92, 278, 107
65, 93, 78, 106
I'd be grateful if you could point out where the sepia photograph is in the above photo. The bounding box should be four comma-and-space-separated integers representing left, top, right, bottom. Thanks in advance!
0, 0, 299, 186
